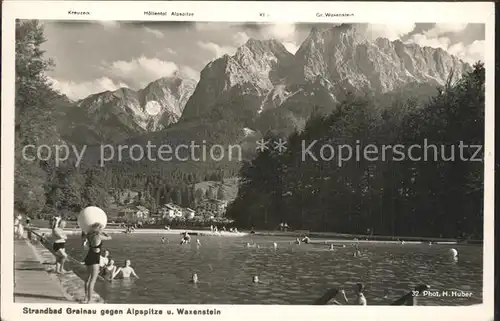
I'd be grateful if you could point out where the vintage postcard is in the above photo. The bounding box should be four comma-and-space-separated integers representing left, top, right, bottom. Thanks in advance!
1, 1, 495, 321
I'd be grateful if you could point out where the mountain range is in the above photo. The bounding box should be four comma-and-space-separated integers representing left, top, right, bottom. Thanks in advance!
56, 72, 197, 145
56, 24, 470, 149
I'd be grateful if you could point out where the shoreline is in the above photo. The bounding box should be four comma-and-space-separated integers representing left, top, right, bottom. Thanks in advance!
33, 227, 249, 237
253, 231, 482, 244
27, 238, 105, 303
29, 226, 481, 244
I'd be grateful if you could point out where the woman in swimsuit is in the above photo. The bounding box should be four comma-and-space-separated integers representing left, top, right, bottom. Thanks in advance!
52, 218, 68, 273
82, 222, 112, 303
101, 259, 117, 280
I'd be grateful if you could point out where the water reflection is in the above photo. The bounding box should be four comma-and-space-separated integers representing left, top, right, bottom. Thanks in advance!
64, 235, 483, 305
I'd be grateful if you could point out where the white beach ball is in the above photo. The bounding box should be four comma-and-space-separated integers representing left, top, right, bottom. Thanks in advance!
78, 206, 107, 233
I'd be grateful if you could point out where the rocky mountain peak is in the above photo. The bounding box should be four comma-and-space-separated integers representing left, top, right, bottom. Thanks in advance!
182, 23, 471, 131
237, 38, 291, 59
63, 73, 197, 144
292, 24, 469, 92
181, 37, 294, 121
139, 74, 197, 118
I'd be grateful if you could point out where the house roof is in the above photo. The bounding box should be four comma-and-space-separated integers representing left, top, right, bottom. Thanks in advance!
203, 199, 227, 204
136, 205, 149, 211
185, 208, 195, 212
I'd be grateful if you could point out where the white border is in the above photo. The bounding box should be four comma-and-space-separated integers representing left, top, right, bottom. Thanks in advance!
1, 2, 495, 321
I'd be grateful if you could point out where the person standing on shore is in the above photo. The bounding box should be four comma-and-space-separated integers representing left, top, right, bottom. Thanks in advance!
82, 223, 112, 303
26, 217, 33, 241
52, 218, 69, 274
14, 214, 24, 239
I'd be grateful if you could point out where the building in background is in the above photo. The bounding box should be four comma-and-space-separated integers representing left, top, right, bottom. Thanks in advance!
159, 203, 183, 219
136, 205, 150, 219
118, 206, 150, 221
183, 208, 196, 219
196, 199, 228, 218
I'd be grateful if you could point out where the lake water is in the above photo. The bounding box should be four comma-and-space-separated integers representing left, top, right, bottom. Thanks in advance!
62, 234, 483, 305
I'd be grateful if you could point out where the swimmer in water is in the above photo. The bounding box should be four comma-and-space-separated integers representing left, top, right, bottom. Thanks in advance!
112, 260, 139, 279
251, 275, 269, 285
160, 237, 165, 243
449, 248, 458, 262
295, 238, 301, 245
353, 283, 367, 305
99, 250, 110, 270
190, 273, 199, 284
301, 236, 311, 244
353, 243, 361, 257
196, 239, 201, 246
180, 231, 191, 245
329, 244, 335, 251
338, 283, 367, 305
102, 259, 117, 280
273, 242, 278, 249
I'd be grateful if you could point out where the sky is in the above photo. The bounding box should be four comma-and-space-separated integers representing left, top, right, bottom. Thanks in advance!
38, 21, 485, 101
